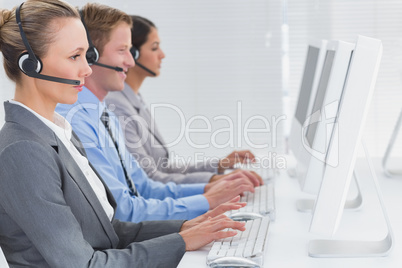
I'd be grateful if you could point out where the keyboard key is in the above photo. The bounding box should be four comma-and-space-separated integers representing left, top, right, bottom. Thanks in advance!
207, 217, 270, 267
228, 183, 276, 220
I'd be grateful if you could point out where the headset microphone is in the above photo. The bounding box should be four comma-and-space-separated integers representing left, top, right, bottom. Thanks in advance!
130, 47, 156, 76
80, 12, 124, 73
136, 62, 156, 76
92, 62, 123, 72
16, 3, 80, 85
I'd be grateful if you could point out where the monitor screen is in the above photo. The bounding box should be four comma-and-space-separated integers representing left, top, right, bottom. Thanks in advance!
305, 50, 336, 147
294, 46, 320, 125
297, 41, 354, 195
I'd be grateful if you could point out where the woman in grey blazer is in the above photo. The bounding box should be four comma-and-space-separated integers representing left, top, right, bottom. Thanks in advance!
106, 15, 262, 185
0, 1, 246, 267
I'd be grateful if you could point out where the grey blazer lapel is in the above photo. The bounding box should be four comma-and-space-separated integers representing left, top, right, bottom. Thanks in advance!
71, 131, 117, 209
4, 102, 119, 247
4, 102, 59, 146
56, 140, 119, 247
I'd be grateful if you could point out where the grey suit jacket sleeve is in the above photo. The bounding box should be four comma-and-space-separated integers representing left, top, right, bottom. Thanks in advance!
106, 88, 217, 184
0, 136, 185, 267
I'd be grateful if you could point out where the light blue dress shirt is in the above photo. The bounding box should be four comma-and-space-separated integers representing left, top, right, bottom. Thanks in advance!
56, 87, 209, 222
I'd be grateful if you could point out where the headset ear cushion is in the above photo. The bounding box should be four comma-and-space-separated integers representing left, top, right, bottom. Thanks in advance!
130, 47, 140, 61
86, 46, 99, 65
18, 52, 42, 74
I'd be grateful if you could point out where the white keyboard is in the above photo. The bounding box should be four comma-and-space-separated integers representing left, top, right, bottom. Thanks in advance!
207, 217, 270, 267
229, 183, 276, 220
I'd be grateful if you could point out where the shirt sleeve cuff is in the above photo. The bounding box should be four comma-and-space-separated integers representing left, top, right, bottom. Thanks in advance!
180, 194, 210, 218
176, 183, 206, 196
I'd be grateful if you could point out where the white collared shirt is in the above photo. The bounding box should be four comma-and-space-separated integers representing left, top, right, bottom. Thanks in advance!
9, 100, 114, 221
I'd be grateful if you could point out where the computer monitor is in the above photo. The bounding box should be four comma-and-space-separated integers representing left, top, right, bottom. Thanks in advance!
297, 40, 355, 195
288, 40, 328, 169
308, 35, 393, 257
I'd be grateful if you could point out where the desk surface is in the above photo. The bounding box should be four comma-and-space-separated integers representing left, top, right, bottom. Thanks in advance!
0, 158, 400, 268
178, 157, 402, 268
0, 247, 5, 268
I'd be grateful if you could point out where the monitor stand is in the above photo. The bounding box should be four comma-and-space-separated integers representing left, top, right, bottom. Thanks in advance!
296, 171, 363, 213
382, 108, 402, 177
308, 140, 394, 257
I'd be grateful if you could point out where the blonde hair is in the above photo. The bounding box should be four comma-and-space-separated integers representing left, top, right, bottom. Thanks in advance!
81, 3, 132, 56
0, 0, 79, 83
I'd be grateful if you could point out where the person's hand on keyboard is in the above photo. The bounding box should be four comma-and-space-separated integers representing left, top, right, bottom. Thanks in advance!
210, 169, 263, 186
217, 150, 256, 174
179, 214, 246, 251
181, 196, 247, 231
203, 172, 255, 209
239, 170, 264, 186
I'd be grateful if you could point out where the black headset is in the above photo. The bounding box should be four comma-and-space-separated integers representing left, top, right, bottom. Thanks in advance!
80, 11, 123, 72
130, 46, 156, 76
16, 2, 80, 85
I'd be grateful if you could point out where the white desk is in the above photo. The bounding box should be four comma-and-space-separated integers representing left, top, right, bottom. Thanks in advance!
178, 158, 402, 268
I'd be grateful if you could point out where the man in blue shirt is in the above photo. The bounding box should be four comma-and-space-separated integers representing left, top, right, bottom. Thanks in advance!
56, 12, 260, 223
